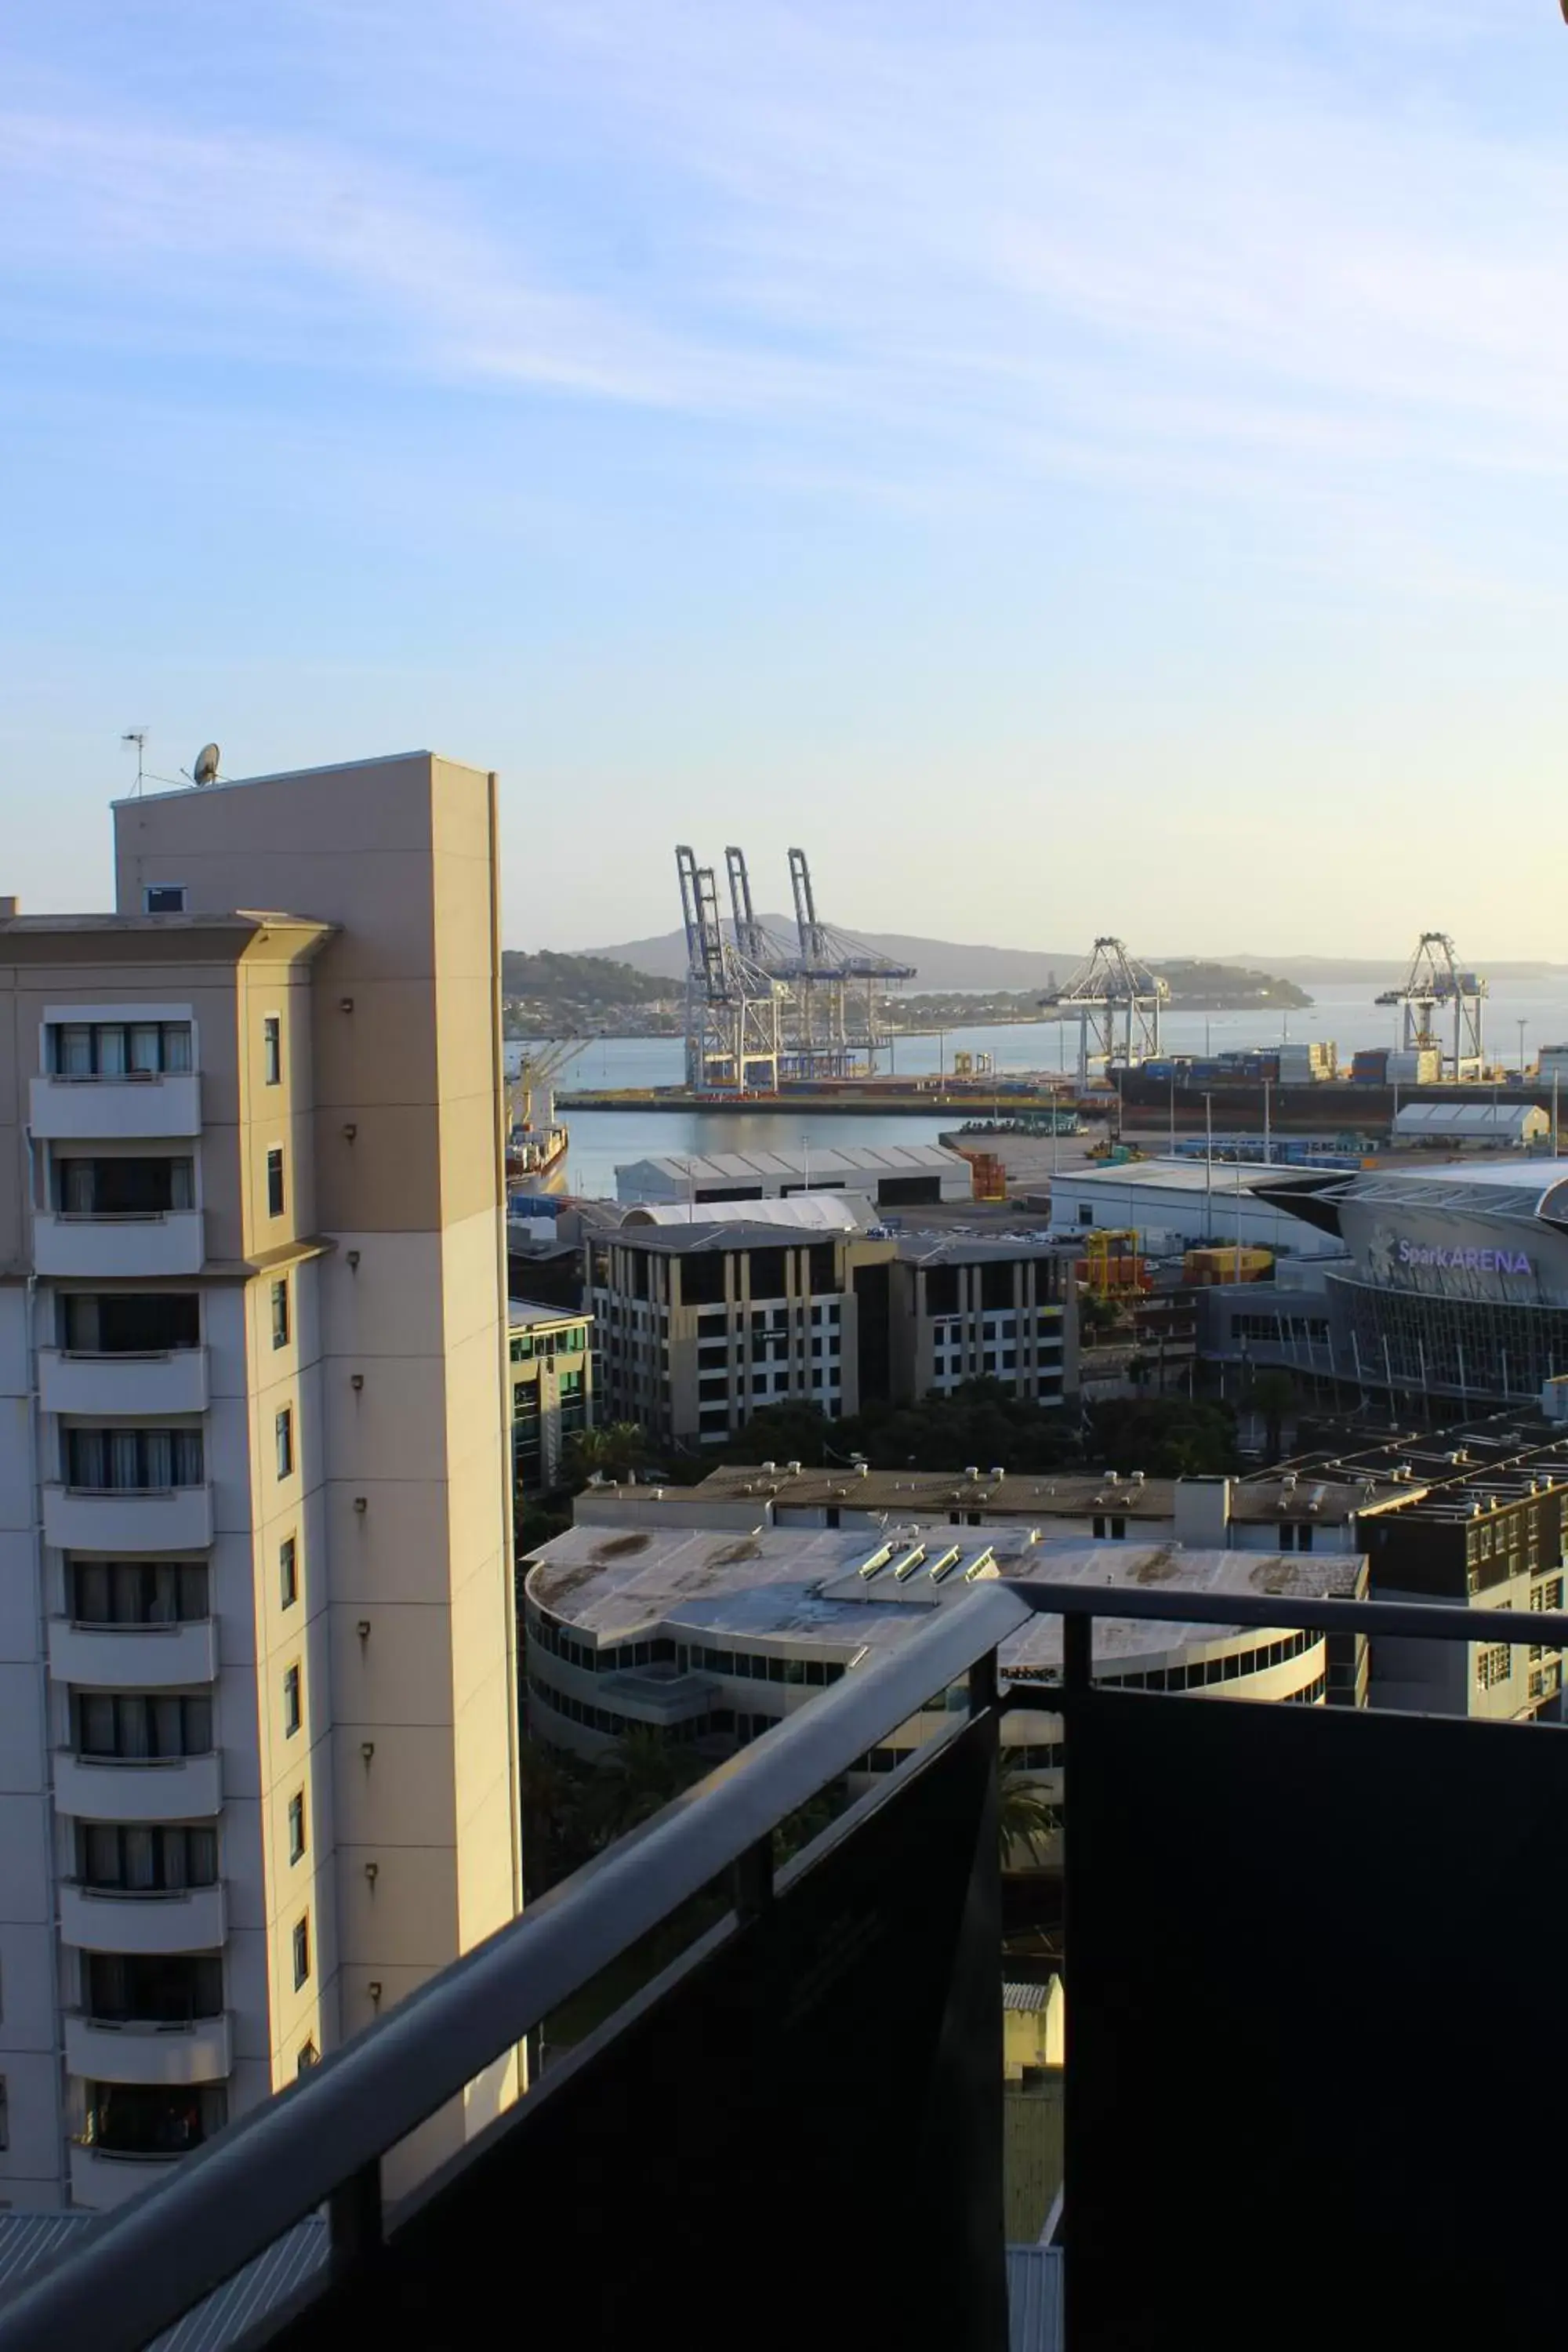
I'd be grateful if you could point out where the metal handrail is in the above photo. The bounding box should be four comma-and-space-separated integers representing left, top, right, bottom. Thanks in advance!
3, 1571, 1563, 2352
0, 1583, 1031, 2352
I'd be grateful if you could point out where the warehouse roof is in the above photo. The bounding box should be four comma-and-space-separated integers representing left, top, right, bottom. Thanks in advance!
620, 1142, 962, 1182
1392, 1102, 1547, 1141
1058, 1157, 1323, 1198
672, 1461, 1413, 1524
621, 1192, 874, 1233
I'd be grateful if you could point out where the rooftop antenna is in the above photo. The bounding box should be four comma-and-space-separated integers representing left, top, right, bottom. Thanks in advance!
120, 729, 149, 796
191, 742, 222, 789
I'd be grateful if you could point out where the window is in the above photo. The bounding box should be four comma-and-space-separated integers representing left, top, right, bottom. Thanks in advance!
275, 1407, 293, 1479
270, 1277, 290, 1349
267, 1148, 285, 1219
62, 1292, 198, 1354
1476, 1643, 1513, 1690
77, 1693, 212, 1759
283, 1664, 301, 1737
84, 1951, 222, 2024
292, 1915, 310, 1989
80, 1823, 216, 1890
143, 885, 186, 915
1531, 1575, 1563, 1613
288, 1791, 306, 1863
263, 1016, 281, 1086
280, 1536, 298, 1609
65, 1428, 204, 1491
51, 1019, 192, 1076
71, 1559, 208, 1624
54, 1156, 193, 1214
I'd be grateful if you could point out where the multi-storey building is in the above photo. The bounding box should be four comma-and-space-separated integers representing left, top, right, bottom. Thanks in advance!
586, 1220, 897, 1449
509, 1301, 593, 1497
888, 1233, 1076, 1404
0, 751, 520, 2210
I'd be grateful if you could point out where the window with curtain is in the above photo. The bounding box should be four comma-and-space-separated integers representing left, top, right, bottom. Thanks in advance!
64, 1428, 204, 1490
79, 1825, 217, 1890
75, 1694, 212, 1759
70, 1561, 208, 1624
53, 1158, 194, 1214
48, 1021, 192, 1076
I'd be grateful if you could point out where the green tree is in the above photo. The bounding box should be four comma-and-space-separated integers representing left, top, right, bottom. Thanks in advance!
1244, 1370, 1297, 1464
997, 1754, 1061, 1869
583, 1726, 706, 1846
565, 1421, 651, 1486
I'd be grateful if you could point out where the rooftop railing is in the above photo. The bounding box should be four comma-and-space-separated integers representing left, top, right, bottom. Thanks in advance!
5, 1580, 1568, 2351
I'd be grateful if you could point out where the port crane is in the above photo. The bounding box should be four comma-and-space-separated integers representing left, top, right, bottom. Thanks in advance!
1374, 934, 1486, 1080
783, 846, 915, 1080
1039, 938, 1169, 1085
677, 845, 782, 1094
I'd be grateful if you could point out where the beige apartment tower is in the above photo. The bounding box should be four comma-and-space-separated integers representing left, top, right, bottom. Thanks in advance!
0, 753, 520, 2209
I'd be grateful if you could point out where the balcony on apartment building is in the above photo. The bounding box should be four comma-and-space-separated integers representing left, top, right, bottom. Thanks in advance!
65, 1953, 232, 2090
34, 1155, 204, 1279
49, 1559, 217, 1690
55, 1693, 221, 1824
29, 1018, 201, 1142
69, 2085, 229, 2215
7, 1579, 1568, 2350
39, 1288, 208, 1417
43, 1425, 212, 1555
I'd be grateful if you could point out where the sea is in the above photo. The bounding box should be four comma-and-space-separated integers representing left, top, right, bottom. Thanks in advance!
508, 976, 1568, 1200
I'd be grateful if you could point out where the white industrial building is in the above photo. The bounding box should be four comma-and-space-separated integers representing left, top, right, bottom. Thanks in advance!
615, 1142, 973, 1212
1046, 1159, 1346, 1261
1392, 1102, 1548, 1149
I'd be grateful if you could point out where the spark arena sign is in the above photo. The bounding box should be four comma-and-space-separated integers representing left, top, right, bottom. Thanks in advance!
1396, 1239, 1533, 1277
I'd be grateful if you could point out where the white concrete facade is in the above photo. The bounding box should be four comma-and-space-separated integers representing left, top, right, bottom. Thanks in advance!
0, 753, 521, 2210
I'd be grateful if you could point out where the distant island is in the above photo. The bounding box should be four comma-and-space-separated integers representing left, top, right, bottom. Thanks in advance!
891, 962, 1312, 1030
502, 949, 681, 1037
503, 949, 1312, 1038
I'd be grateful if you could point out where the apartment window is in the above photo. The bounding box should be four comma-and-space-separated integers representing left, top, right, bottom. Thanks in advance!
51, 1020, 192, 1076
267, 1148, 285, 1219
84, 1951, 222, 2024
283, 1664, 302, 1737
292, 1915, 310, 1989
1531, 1575, 1564, 1613
1476, 1644, 1513, 1691
80, 1824, 217, 1890
275, 1406, 293, 1479
54, 1156, 193, 1215
280, 1536, 298, 1609
71, 1559, 208, 1624
62, 1292, 198, 1354
77, 1693, 212, 1759
143, 884, 186, 915
263, 1016, 281, 1087
271, 1277, 290, 1349
288, 1791, 306, 1863
85, 2082, 226, 2157
65, 1427, 203, 1491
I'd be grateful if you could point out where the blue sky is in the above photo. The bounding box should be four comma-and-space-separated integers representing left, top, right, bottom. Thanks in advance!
5, 1, 1568, 956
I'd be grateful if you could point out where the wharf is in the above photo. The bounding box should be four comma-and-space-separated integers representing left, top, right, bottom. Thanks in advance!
556, 1083, 1098, 1118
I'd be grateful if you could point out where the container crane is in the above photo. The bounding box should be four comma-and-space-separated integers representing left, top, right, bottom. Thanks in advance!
1374, 934, 1486, 1080
676, 844, 782, 1094
784, 846, 916, 1080
1039, 938, 1169, 1086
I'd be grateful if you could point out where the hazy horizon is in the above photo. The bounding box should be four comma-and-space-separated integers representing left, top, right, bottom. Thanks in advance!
6, 3, 1568, 958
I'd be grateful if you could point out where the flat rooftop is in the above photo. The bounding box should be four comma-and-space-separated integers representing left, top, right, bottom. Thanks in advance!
1057, 1157, 1327, 1198
1259, 1409, 1568, 1523
524, 1523, 1363, 1671
618, 1142, 964, 1185
509, 1298, 587, 1330
640, 1461, 1413, 1526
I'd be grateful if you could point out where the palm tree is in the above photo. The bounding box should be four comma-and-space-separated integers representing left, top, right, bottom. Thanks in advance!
566, 1421, 650, 1486
997, 1755, 1062, 1869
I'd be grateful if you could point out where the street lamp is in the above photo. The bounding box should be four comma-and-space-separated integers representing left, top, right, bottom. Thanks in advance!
1518, 1018, 1528, 1081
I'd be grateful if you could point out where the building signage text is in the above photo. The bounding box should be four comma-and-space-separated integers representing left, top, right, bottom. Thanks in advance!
1396, 1240, 1533, 1276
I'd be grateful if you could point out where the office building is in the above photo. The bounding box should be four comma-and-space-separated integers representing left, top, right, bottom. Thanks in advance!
521, 1520, 1363, 1777
0, 752, 519, 2210
888, 1232, 1076, 1404
586, 1218, 897, 1447
509, 1301, 593, 1497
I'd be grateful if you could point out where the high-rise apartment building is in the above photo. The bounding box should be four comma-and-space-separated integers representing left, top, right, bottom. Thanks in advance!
0, 752, 520, 2209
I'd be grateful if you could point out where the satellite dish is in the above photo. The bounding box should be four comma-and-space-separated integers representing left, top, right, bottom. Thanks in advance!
193, 742, 221, 788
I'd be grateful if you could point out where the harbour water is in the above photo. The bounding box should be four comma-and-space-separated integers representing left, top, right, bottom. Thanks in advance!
511, 976, 1568, 1199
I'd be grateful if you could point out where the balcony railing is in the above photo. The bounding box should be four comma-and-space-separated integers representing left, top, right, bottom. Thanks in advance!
64, 2009, 232, 2089
42, 1483, 213, 1554
38, 1345, 209, 1418
5, 1581, 1568, 2351
48, 1617, 217, 1691
32, 1210, 205, 1279
29, 1070, 201, 1141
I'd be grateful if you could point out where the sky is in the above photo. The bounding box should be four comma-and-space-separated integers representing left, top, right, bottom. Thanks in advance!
5, 1, 1568, 958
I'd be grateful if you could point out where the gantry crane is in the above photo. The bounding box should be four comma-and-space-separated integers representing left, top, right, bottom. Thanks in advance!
784, 846, 916, 1079
1040, 938, 1169, 1085
1374, 934, 1486, 1080
677, 844, 782, 1094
